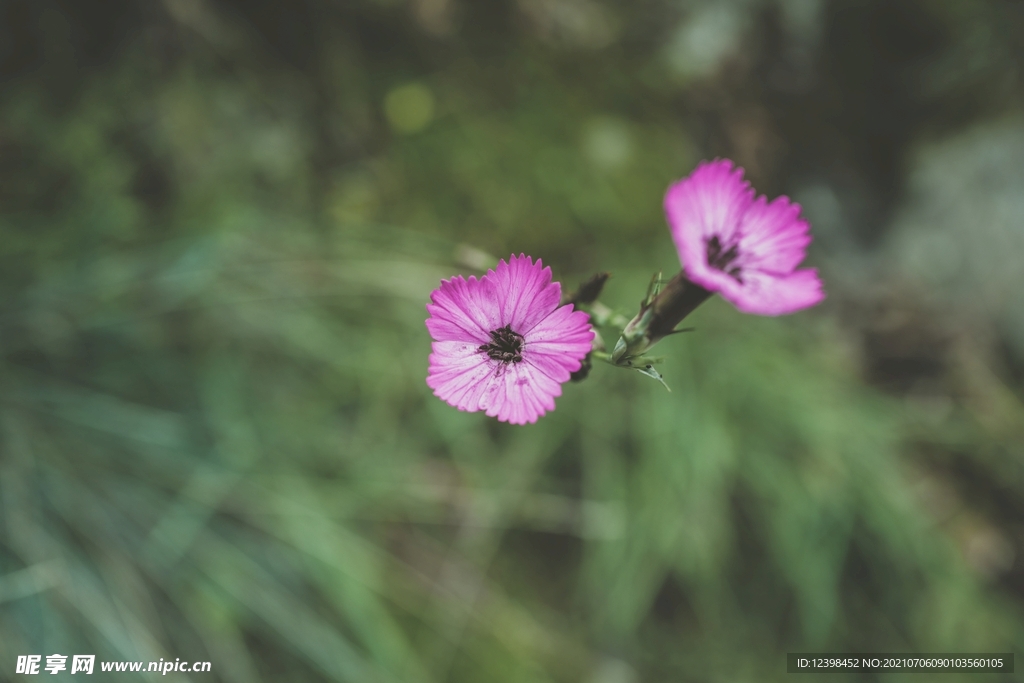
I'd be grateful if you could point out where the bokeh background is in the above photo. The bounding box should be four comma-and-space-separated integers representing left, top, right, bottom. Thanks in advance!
2, 0, 1024, 681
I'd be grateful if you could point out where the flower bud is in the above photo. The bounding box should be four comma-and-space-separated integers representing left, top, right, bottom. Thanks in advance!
563, 272, 610, 307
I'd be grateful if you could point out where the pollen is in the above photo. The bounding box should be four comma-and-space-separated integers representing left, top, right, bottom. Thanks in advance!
705, 235, 743, 282
480, 324, 525, 364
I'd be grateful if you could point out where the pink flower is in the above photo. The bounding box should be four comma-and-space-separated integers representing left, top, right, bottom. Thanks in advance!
425, 254, 594, 425
664, 159, 825, 315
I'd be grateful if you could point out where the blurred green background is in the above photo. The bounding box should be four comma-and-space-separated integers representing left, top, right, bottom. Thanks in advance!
2, 0, 1024, 681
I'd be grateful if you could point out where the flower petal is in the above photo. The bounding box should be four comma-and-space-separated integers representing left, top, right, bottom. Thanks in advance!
665, 159, 754, 278
425, 275, 501, 343
427, 342, 570, 424
481, 361, 560, 425
714, 267, 825, 316
485, 254, 562, 335
524, 306, 594, 382
426, 341, 494, 412
736, 195, 812, 273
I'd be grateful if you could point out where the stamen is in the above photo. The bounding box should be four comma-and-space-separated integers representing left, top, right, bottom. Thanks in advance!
480, 324, 525, 364
706, 235, 743, 282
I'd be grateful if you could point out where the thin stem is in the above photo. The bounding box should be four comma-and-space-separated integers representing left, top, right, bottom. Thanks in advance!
645, 271, 712, 342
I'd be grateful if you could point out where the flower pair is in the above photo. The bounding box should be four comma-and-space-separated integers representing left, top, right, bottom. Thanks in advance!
426, 159, 826, 424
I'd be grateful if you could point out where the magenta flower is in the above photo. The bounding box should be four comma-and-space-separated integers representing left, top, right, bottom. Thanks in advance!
425, 254, 594, 425
664, 159, 825, 315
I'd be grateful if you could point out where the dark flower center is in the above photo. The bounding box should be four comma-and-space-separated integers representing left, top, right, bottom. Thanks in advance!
480, 324, 525, 364
706, 235, 743, 282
